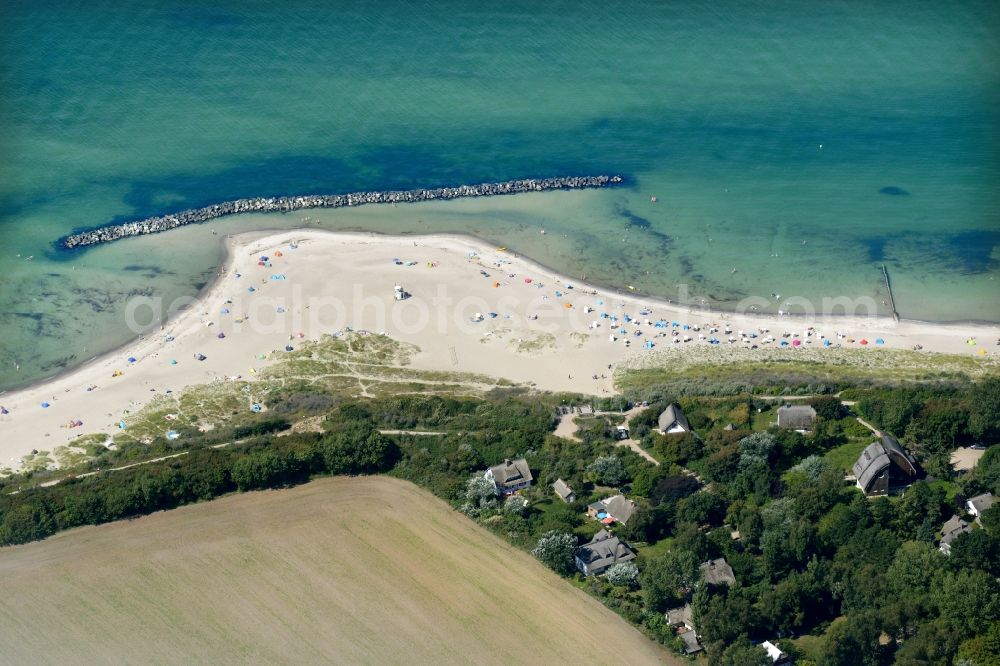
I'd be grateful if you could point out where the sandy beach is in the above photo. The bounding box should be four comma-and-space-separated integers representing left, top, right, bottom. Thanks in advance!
1, 229, 998, 473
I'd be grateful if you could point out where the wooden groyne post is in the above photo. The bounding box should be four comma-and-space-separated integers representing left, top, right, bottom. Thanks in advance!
881, 263, 899, 322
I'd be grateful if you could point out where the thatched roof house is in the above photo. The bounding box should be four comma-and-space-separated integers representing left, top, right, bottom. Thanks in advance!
852, 435, 919, 497
776, 405, 817, 431
574, 529, 636, 577
658, 404, 690, 434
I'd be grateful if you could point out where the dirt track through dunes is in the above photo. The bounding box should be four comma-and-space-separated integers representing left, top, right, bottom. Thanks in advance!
0, 476, 672, 665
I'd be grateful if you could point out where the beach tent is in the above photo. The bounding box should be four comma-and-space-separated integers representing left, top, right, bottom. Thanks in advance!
217, 332, 226, 339
166, 430, 179, 440
41, 402, 50, 408
564, 302, 572, 309
118, 420, 127, 429
194, 353, 207, 361
792, 339, 801, 347
259, 256, 269, 262
251, 403, 262, 413
285, 345, 294, 352
780, 340, 789, 347
860, 339, 869, 345
823, 339, 832, 347
165, 336, 175, 342
169, 359, 178, 365
257, 353, 267, 360
274, 251, 283, 257
875, 338, 885, 345
221, 308, 230, 314
644, 340, 654, 349
248, 286, 256, 293
112, 369, 123, 377
276, 306, 285, 313
978, 348, 987, 356
128, 357, 137, 363
524, 278, 532, 284
0, 407, 8, 415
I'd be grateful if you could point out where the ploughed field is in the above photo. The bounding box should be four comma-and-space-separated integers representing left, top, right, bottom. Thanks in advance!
0, 476, 667, 665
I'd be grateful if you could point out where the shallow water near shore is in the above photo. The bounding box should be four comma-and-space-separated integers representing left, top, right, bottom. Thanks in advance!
1, 0, 998, 391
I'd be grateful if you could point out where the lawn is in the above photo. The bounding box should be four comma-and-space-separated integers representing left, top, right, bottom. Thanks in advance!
824, 439, 870, 473
0, 477, 672, 665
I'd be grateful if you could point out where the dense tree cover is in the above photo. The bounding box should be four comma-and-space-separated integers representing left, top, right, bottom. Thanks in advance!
854, 379, 1000, 477
532, 530, 576, 574
606, 561, 640, 588
0, 409, 397, 546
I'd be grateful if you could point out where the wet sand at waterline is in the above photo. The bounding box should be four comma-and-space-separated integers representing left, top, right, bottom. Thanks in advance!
0, 230, 997, 471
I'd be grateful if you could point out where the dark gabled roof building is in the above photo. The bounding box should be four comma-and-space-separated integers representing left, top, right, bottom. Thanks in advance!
700, 558, 736, 587
939, 515, 972, 555
966, 492, 995, 518
484, 458, 533, 495
552, 478, 576, 503
776, 405, 817, 431
658, 404, 690, 434
852, 435, 920, 497
574, 529, 636, 577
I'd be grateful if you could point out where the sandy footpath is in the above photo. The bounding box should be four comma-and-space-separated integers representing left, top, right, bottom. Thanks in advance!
1, 229, 997, 471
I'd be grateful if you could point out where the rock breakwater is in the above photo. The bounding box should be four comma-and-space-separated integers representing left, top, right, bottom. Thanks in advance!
60, 175, 623, 248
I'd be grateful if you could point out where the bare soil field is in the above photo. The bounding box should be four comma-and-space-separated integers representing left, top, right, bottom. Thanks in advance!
0, 476, 671, 665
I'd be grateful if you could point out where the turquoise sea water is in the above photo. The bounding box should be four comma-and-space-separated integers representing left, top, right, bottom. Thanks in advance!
0, 0, 998, 391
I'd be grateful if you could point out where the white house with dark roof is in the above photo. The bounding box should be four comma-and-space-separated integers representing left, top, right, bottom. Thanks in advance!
658, 404, 690, 434
966, 492, 994, 520
665, 603, 702, 654
574, 529, 636, 576
939, 515, 972, 555
761, 640, 790, 664
484, 458, 533, 496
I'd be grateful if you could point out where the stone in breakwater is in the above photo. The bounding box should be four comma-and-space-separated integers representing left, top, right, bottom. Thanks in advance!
60, 175, 623, 248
